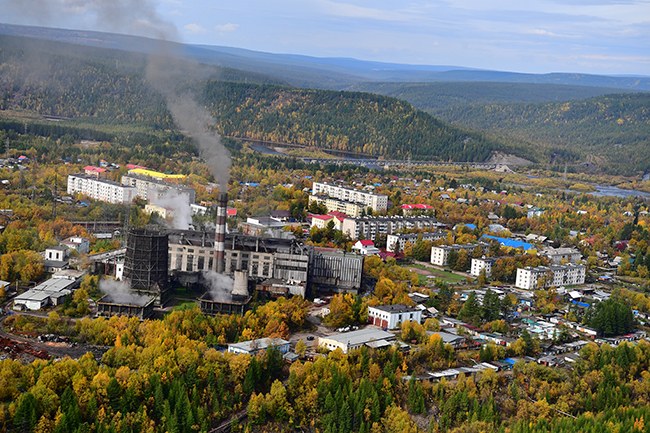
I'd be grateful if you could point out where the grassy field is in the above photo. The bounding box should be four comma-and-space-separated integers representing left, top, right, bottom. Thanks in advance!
407, 263, 468, 284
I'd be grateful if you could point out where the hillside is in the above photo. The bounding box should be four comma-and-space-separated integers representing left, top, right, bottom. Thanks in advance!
436, 93, 650, 174
0, 34, 507, 162
202, 81, 501, 161
348, 82, 639, 113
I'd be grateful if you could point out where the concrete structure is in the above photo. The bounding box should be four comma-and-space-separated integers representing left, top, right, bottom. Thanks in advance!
60, 236, 90, 254
343, 215, 441, 241
215, 192, 228, 274
470, 257, 497, 277
167, 231, 363, 295
310, 249, 363, 293
96, 294, 156, 320
312, 182, 388, 213
368, 304, 422, 329
541, 247, 582, 265
13, 277, 79, 311
67, 174, 136, 205
240, 216, 288, 238
386, 231, 447, 253
43, 246, 69, 273
318, 328, 396, 353
123, 229, 169, 305
431, 244, 482, 266
515, 264, 586, 290
228, 337, 290, 355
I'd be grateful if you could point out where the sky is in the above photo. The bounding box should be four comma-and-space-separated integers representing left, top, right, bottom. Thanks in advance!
2, 0, 649, 75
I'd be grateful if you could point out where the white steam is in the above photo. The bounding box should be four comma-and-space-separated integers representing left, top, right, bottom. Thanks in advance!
99, 278, 153, 305
202, 270, 234, 302
150, 188, 192, 230
5, 0, 231, 190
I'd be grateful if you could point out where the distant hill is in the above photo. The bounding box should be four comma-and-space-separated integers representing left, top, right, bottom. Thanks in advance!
0, 33, 508, 162
0, 23, 648, 91
347, 82, 639, 113
436, 93, 650, 174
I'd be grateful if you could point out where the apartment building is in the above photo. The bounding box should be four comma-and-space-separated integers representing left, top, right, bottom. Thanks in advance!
312, 182, 388, 213
541, 247, 582, 265
515, 264, 586, 290
67, 174, 136, 205
386, 231, 447, 253
430, 244, 482, 266
342, 215, 440, 241
470, 257, 497, 277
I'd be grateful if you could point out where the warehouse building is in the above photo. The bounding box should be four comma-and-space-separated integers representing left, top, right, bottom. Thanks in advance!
228, 337, 291, 355
318, 328, 396, 353
367, 304, 422, 329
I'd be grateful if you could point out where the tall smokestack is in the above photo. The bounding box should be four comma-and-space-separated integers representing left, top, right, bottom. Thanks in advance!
215, 192, 227, 274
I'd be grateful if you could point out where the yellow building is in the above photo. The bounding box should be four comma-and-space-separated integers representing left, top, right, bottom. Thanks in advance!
128, 168, 186, 181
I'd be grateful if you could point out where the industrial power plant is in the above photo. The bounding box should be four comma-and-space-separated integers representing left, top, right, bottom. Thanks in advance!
93, 190, 364, 318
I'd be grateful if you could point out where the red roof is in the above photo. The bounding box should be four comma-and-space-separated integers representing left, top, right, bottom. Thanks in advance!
84, 165, 106, 173
311, 214, 334, 221
227, 208, 237, 217
401, 203, 433, 210
328, 211, 347, 220
359, 240, 375, 246
126, 163, 147, 170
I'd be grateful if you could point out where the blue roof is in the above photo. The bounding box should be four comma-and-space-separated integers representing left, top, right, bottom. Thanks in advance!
456, 223, 476, 230
570, 300, 590, 308
504, 358, 517, 365
482, 235, 534, 251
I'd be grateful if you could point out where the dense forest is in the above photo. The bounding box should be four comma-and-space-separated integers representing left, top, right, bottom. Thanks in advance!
435, 93, 650, 174
2, 306, 650, 433
202, 81, 501, 161
347, 81, 633, 112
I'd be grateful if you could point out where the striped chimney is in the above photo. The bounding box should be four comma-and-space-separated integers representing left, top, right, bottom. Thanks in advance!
215, 192, 227, 273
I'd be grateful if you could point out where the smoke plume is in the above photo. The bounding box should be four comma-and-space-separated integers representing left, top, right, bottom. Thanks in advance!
99, 278, 153, 305
202, 270, 234, 302
4, 0, 231, 190
150, 188, 192, 230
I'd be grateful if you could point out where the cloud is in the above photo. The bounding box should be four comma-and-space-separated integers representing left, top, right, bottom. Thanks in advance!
184, 22, 206, 34
214, 23, 239, 33
316, 0, 412, 22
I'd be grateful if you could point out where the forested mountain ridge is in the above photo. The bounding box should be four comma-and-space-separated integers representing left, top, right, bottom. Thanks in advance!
435, 93, 650, 173
0, 34, 510, 163
348, 81, 641, 113
203, 81, 502, 161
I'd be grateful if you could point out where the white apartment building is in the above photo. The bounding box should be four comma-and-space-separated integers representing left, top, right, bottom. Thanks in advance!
515, 264, 586, 290
430, 244, 482, 266
67, 174, 136, 205
386, 231, 447, 253
309, 195, 365, 217
312, 182, 388, 213
342, 215, 441, 241
367, 304, 422, 330
470, 257, 497, 277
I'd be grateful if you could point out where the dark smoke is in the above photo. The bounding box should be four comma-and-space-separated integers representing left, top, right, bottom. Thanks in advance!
4, 0, 231, 190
